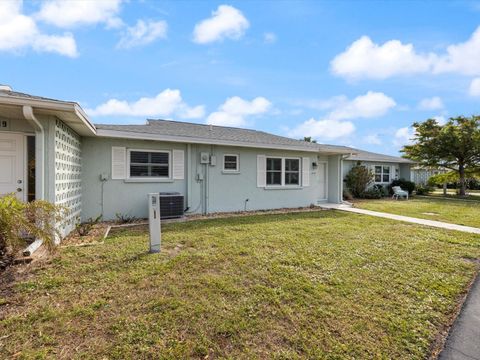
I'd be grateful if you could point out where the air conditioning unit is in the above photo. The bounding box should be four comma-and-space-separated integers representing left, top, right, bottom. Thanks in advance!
159, 192, 184, 219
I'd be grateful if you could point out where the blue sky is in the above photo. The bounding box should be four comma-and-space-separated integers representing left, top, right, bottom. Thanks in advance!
2, 0, 480, 155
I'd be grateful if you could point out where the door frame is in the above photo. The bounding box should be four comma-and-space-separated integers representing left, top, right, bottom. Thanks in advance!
0, 131, 34, 202
317, 160, 328, 201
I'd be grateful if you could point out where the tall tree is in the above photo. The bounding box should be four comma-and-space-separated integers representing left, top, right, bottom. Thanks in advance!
402, 116, 480, 196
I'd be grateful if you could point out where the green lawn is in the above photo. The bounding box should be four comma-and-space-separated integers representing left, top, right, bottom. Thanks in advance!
355, 197, 480, 228
428, 189, 480, 201
1, 211, 480, 359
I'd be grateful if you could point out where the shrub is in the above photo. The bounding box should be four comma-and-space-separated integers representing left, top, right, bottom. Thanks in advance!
0, 194, 66, 256
389, 179, 415, 195
76, 215, 102, 237
115, 213, 138, 224
363, 187, 383, 199
415, 185, 433, 195
345, 162, 374, 198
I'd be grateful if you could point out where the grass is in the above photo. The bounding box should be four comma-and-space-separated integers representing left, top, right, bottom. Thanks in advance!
1, 211, 480, 359
355, 197, 480, 228
427, 189, 480, 201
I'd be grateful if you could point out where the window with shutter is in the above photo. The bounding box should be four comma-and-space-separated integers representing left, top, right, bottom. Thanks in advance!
127, 149, 170, 179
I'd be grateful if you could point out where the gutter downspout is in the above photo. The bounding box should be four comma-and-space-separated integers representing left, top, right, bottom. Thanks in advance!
22, 105, 44, 200
340, 154, 352, 205
22, 106, 45, 256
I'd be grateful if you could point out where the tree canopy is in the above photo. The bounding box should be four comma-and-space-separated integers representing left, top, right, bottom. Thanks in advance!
402, 116, 480, 195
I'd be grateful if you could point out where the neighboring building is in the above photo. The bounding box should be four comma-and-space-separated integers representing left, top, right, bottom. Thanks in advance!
0, 88, 353, 237
411, 166, 448, 185
343, 148, 416, 186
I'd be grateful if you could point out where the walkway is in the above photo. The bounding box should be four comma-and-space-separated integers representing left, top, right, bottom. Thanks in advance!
438, 275, 480, 360
319, 203, 480, 235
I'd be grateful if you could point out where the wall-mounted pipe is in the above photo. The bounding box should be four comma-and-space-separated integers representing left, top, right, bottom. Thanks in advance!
22, 105, 45, 200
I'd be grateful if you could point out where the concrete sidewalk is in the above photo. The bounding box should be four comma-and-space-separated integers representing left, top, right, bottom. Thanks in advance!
439, 275, 480, 360
319, 203, 480, 235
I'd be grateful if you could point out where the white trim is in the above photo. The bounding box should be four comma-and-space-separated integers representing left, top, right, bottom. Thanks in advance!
222, 153, 239, 173
265, 156, 302, 188
96, 129, 348, 154
318, 160, 328, 201
126, 148, 171, 180
373, 164, 392, 184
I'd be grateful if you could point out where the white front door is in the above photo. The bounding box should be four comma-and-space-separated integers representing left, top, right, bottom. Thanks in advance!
318, 162, 327, 200
0, 133, 24, 200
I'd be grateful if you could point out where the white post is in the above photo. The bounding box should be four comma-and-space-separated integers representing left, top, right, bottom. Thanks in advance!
148, 193, 161, 253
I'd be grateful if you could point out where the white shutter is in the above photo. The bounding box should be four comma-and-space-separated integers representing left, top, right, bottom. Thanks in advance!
391, 165, 395, 181
257, 155, 266, 187
111, 147, 126, 179
302, 157, 310, 187
172, 150, 185, 180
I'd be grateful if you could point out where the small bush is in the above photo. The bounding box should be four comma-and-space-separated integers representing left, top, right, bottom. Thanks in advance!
389, 179, 415, 195
76, 215, 102, 237
0, 194, 66, 256
345, 162, 374, 198
415, 185, 433, 195
115, 213, 138, 224
363, 186, 384, 199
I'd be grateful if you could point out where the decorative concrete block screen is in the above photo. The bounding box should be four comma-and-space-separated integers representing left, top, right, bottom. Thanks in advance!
54, 119, 82, 236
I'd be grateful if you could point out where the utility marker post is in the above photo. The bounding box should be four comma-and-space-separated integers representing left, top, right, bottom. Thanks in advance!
148, 193, 161, 253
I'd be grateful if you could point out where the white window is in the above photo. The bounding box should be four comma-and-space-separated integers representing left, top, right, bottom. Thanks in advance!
266, 157, 300, 186
374, 165, 390, 183
223, 154, 239, 172
127, 150, 170, 179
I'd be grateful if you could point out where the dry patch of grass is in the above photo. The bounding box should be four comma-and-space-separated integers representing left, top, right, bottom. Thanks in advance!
1, 211, 479, 359
355, 197, 480, 228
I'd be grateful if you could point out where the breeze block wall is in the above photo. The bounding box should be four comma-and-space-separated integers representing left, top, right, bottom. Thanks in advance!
54, 119, 82, 237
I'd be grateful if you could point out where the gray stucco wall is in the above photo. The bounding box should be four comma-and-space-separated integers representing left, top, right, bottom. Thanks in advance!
81, 137, 342, 221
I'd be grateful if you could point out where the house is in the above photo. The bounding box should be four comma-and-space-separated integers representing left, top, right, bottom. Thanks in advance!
343, 148, 416, 186
0, 87, 354, 237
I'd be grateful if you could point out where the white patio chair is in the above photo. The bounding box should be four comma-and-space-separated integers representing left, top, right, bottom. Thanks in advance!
392, 186, 409, 200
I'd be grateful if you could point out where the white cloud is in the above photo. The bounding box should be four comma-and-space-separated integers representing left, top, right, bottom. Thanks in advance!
294, 92, 396, 120
433, 115, 447, 125
433, 27, 480, 75
469, 77, 480, 97
327, 91, 396, 120
289, 118, 355, 140
193, 5, 249, 44
86, 89, 205, 119
331, 36, 434, 80
263, 32, 277, 44
418, 96, 444, 110
364, 134, 382, 145
331, 26, 480, 79
393, 127, 415, 147
36, 0, 123, 29
206, 96, 271, 127
0, 1, 77, 57
117, 20, 167, 49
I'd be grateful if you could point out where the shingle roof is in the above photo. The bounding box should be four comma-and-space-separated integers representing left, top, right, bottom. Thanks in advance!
345, 147, 415, 164
96, 119, 355, 153
0, 89, 76, 104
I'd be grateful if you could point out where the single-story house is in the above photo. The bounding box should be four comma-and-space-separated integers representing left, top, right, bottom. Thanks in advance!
343, 148, 416, 185
0, 87, 356, 237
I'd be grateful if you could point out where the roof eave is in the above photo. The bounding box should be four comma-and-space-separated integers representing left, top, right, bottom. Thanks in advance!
95, 128, 351, 154
0, 94, 96, 136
